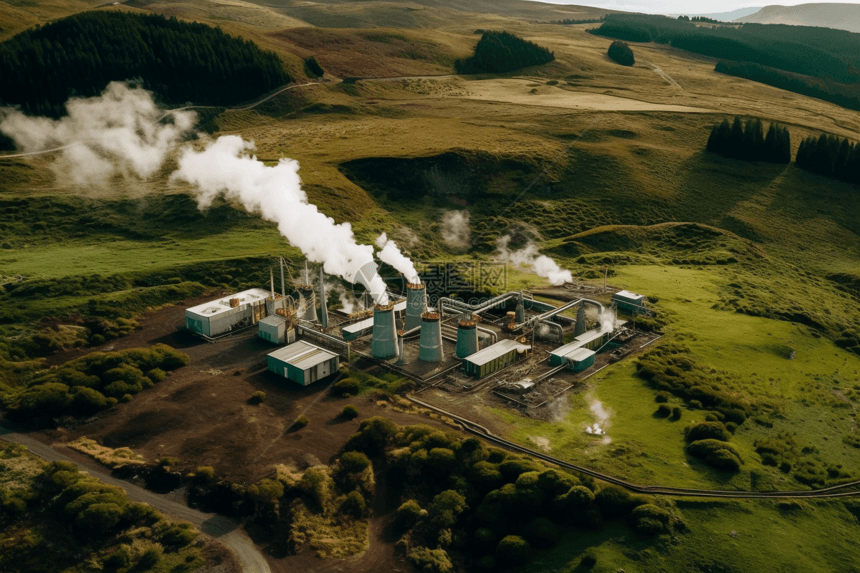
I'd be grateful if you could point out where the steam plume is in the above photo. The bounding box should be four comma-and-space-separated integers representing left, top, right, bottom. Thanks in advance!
440, 210, 471, 249
0, 82, 196, 184
376, 232, 420, 284
495, 235, 572, 286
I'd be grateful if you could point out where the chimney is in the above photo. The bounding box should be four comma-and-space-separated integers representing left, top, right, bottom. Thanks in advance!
371, 303, 398, 359
456, 315, 478, 359
319, 266, 329, 329
405, 282, 427, 331
419, 311, 444, 362
299, 287, 317, 322
515, 292, 525, 323
574, 303, 587, 337
396, 329, 405, 365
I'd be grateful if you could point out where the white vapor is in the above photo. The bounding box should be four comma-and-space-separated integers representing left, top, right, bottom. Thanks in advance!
496, 234, 573, 286
376, 232, 420, 284
0, 82, 196, 185
170, 135, 390, 302
441, 210, 471, 249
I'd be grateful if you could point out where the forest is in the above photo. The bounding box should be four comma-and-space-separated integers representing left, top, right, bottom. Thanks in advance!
706, 116, 791, 163
796, 133, 860, 184
715, 60, 860, 113
590, 14, 860, 85
0, 11, 291, 117
455, 31, 555, 74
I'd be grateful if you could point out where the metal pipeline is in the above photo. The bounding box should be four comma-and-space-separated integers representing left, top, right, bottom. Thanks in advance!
438, 292, 522, 315
538, 320, 564, 342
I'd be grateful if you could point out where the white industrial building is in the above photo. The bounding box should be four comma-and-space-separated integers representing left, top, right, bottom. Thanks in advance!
185, 288, 272, 339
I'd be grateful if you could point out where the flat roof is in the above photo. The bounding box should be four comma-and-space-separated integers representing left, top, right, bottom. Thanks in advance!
342, 317, 374, 334
613, 290, 645, 301
260, 315, 287, 327
551, 331, 603, 357
465, 338, 530, 367
564, 347, 596, 362
575, 329, 605, 344
186, 288, 271, 319
269, 340, 338, 370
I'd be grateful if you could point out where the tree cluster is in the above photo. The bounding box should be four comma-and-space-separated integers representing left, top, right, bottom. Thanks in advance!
591, 14, 860, 85
607, 40, 635, 66
547, 17, 605, 25
796, 133, 860, 184
706, 116, 791, 163
455, 31, 555, 74
0, 11, 292, 117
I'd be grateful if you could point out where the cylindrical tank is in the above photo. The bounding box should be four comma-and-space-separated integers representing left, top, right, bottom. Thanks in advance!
405, 282, 427, 332
419, 312, 445, 362
574, 303, 587, 337
515, 293, 525, 323
299, 287, 317, 322
456, 318, 478, 359
371, 304, 398, 359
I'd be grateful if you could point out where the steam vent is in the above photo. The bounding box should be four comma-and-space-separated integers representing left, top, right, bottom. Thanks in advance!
371, 303, 398, 359
456, 317, 478, 359
419, 311, 445, 362
405, 282, 427, 332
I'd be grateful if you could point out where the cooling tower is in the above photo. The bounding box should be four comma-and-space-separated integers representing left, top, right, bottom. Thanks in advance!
515, 293, 525, 323
419, 312, 445, 362
318, 267, 329, 329
456, 317, 478, 359
371, 303, 398, 359
299, 287, 317, 322
405, 282, 427, 332
574, 303, 587, 337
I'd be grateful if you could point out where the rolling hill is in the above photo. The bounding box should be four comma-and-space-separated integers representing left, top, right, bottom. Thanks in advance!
736, 2, 860, 33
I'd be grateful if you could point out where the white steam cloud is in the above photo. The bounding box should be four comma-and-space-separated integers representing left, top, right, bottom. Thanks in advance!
441, 210, 471, 250
599, 307, 617, 333
0, 82, 196, 185
495, 234, 572, 286
376, 232, 420, 284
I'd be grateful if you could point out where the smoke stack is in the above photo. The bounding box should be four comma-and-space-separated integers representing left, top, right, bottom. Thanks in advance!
371, 303, 398, 359
405, 282, 427, 332
515, 292, 525, 323
574, 303, 587, 337
456, 315, 478, 359
319, 266, 329, 329
419, 311, 444, 362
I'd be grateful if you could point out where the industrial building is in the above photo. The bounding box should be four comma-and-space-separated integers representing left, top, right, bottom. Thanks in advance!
258, 315, 295, 345
267, 340, 340, 386
549, 345, 596, 371
613, 290, 647, 314
463, 338, 531, 378
185, 288, 271, 338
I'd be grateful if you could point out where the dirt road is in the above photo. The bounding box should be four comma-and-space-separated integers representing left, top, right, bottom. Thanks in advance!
0, 427, 270, 573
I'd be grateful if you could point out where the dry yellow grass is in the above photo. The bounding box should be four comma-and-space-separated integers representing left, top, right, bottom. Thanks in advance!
68, 437, 147, 468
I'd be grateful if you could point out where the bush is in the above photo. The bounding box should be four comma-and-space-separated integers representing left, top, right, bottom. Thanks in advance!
344, 416, 398, 455
76, 502, 124, 534
496, 535, 531, 567
103, 545, 132, 570
687, 439, 743, 471
120, 393, 133, 403
194, 466, 215, 483
292, 415, 310, 430
525, 517, 559, 548
428, 490, 468, 529
305, 56, 325, 77
138, 545, 162, 568
342, 404, 359, 419
608, 40, 635, 66
671, 406, 682, 420
655, 391, 670, 403
333, 378, 360, 396
595, 484, 643, 518
340, 451, 371, 474
408, 546, 454, 573
147, 368, 166, 383
629, 503, 671, 535
71, 387, 109, 415
685, 421, 731, 443
158, 522, 198, 547
395, 500, 425, 531
250, 391, 266, 404
656, 404, 672, 417
580, 551, 597, 568
474, 527, 496, 551
340, 491, 366, 518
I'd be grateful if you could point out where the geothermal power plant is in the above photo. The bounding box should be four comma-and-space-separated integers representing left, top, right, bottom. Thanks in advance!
183, 253, 652, 405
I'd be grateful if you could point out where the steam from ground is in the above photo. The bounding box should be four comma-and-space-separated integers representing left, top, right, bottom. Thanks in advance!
495, 234, 573, 286
376, 232, 420, 284
440, 210, 471, 249
0, 82, 196, 185
326, 281, 357, 314
599, 307, 617, 333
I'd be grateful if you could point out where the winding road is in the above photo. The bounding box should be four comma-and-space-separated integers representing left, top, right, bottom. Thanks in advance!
0, 427, 270, 573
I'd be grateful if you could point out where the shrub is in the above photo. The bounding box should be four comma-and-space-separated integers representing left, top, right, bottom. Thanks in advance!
537, 469, 580, 497
685, 421, 731, 443
340, 451, 371, 474
428, 447, 457, 476
469, 461, 504, 490
496, 535, 531, 567
120, 393, 133, 403
671, 406, 682, 420
656, 404, 672, 417
103, 545, 131, 570
655, 391, 670, 403
608, 40, 635, 66
580, 551, 597, 568
499, 458, 542, 481
333, 378, 360, 396
76, 502, 124, 534
250, 391, 266, 404
629, 503, 671, 535
408, 546, 454, 573
305, 56, 325, 77
595, 484, 643, 518
395, 499, 425, 531
71, 387, 109, 415
194, 466, 215, 483
428, 490, 467, 529
474, 527, 496, 551
344, 416, 398, 455
525, 517, 559, 548
340, 491, 366, 518
147, 368, 166, 383
687, 439, 743, 471
158, 522, 198, 547
138, 545, 162, 568
342, 404, 359, 419
292, 415, 310, 430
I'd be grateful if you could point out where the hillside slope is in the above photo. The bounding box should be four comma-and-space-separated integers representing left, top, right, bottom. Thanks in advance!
736, 3, 860, 33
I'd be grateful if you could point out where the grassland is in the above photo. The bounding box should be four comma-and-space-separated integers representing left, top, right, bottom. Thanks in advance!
2, 6, 860, 573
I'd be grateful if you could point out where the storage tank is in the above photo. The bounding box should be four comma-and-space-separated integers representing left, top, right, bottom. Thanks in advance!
371, 303, 398, 359
419, 311, 445, 362
456, 316, 479, 359
405, 282, 427, 332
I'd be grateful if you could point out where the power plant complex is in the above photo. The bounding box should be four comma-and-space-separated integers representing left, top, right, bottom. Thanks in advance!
183, 255, 649, 406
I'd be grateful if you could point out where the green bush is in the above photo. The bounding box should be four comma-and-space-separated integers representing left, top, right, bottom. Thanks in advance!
608, 40, 635, 66
525, 517, 559, 548
333, 378, 361, 396
71, 387, 109, 415
655, 391, 670, 403
595, 484, 643, 518
138, 545, 162, 568
158, 522, 198, 547
292, 415, 310, 430
537, 469, 580, 497
147, 368, 166, 383
342, 404, 359, 419
194, 466, 215, 483
344, 416, 398, 455
687, 439, 743, 471
103, 545, 132, 570
629, 503, 671, 535
429, 490, 468, 529
340, 490, 367, 518
250, 390, 267, 404
580, 551, 597, 568
395, 499, 425, 531
340, 451, 371, 474
473, 527, 496, 552
120, 393, 133, 403
496, 535, 531, 567
75, 502, 124, 534
656, 404, 672, 417
685, 421, 731, 443
408, 546, 454, 573
305, 56, 325, 77
499, 458, 542, 481
671, 406, 682, 420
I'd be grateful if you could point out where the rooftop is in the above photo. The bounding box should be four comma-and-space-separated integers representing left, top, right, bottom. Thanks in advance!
269, 340, 338, 370
464, 338, 531, 367
613, 290, 645, 301
342, 317, 374, 334
551, 329, 606, 357
563, 347, 596, 362
260, 315, 288, 327
186, 289, 271, 319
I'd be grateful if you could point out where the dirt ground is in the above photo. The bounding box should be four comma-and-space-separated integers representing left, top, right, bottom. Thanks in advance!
38, 293, 448, 486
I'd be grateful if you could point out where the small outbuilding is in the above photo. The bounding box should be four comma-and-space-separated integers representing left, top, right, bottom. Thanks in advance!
552, 346, 596, 371
612, 290, 647, 314
463, 338, 530, 379
258, 315, 295, 345
267, 340, 340, 386
185, 288, 271, 339
341, 317, 374, 341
